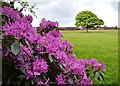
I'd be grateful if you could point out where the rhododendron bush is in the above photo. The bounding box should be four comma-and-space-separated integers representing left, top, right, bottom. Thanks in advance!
2, 5, 106, 85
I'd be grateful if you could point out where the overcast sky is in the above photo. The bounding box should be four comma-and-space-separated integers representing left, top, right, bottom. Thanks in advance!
23, 0, 119, 27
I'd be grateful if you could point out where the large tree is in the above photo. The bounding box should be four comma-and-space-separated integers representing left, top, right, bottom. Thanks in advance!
75, 11, 104, 32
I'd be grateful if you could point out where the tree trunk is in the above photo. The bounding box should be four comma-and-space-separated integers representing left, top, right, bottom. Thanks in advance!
86, 28, 88, 32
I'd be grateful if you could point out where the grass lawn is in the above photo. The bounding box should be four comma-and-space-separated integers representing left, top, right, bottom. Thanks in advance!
61, 30, 118, 84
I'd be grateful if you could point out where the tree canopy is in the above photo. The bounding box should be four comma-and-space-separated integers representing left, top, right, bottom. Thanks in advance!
75, 11, 104, 32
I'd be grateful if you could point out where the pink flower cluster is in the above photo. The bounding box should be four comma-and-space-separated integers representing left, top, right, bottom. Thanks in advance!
56, 74, 66, 84
40, 18, 59, 28
2, 6, 21, 19
2, 6, 106, 85
33, 58, 48, 77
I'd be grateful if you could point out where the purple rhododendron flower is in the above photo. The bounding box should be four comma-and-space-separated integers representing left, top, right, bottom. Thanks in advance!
88, 58, 100, 70
50, 29, 62, 38
37, 79, 44, 85
37, 78, 49, 85
62, 58, 86, 75
35, 45, 43, 52
79, 74, 93, 84
55, 51, 67, 60
33, 58, 48, 77
100, 61, 106, 72
2, 9, 38, 43
26, 70, 34, 80
2, 6, 21, 19
20, 45, 33, 61
40, 18, 59, 28
24, 14, 33, 23
56, 74, 66, 84
73, 64, 85, 75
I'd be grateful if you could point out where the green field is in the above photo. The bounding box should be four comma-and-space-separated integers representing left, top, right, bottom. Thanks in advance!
61, 30, 118, 84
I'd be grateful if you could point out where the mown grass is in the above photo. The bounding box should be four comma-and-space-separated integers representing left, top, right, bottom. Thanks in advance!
61, 30, 118, 84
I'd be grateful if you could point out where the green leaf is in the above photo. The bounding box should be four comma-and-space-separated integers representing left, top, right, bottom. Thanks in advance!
59, 63, 63, 69
95, 71, 99, 79
35, 55, 39, 58
42, 74, 47, 80
96, 72, 105, 83
19, 55, 29, 70
20, 68, 26, 75
39, 52, 46, 54
74, 75, 77, 80
88, 76, 94, 81
25, 39, 30, 46
11, 41, 20, 55
92, 68, 95, 73
58, 63, 67, 73
49, 55, 53, 62
18, 75, 26, 81
19, 55, 25, 63
49, 81, 55, 84
31, 80, 34, 85
68, 77, 73, 84
20, 39, 29, 46
99, 72, 105, 83
74, 75, 79, 84
97, 76, 101, 81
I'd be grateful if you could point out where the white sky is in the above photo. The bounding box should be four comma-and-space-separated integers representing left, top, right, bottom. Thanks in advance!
21, 0, 119, 27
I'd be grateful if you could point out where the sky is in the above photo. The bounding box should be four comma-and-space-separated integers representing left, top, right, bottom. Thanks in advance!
21, 0, 119, 27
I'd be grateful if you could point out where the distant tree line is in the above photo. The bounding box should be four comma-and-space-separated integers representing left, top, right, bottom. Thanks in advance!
58, 26, 119, 30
